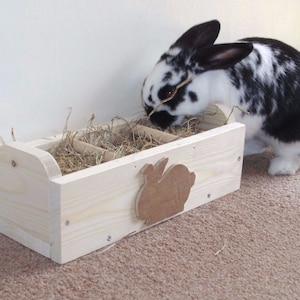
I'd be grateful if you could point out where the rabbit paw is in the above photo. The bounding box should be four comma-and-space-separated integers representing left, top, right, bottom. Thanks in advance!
268, 156, 300, 175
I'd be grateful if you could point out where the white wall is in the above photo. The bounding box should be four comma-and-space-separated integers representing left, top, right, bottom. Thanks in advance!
1, 0, 299, 142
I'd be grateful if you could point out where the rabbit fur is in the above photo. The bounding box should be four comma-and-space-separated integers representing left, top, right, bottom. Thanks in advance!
141, 20, 300, 175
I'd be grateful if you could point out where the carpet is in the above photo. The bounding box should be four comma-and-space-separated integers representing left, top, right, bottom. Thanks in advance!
1, 151, 300, 299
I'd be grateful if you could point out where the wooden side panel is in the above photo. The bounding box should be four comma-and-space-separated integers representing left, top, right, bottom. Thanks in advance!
0, 142, 61, 257
50, 123, 245, 264
26, 135, 63, 151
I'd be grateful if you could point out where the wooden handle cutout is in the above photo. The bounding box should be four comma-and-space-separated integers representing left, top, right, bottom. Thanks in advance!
135, 158, 196, 226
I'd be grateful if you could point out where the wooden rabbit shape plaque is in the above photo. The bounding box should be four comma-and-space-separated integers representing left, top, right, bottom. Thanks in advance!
136, 158, 196, 226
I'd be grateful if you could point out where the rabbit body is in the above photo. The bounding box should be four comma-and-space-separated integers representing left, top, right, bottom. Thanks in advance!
142, 20, 300, 175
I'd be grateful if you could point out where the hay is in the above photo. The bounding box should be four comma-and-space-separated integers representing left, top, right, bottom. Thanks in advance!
49, 131, 103, 175
50, 116, 204, 175
166, 117, 204, 137
137, 116, 204, 138
77, 117, 166, 156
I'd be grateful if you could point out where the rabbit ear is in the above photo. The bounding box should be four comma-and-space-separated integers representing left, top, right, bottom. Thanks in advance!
172, 20, 220, 50
152, 158, 169, 179
140, 164, 154, 176
190, 43, 253, 71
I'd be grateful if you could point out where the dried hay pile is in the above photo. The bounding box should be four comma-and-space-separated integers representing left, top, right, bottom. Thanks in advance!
50, 116, 203, 175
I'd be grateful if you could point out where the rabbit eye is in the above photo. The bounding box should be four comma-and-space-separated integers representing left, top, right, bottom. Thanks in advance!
158, 85, 176, 101
167, 88, 177, 98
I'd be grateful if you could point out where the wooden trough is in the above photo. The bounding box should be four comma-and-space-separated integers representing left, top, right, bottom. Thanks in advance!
0, 104, 245, 264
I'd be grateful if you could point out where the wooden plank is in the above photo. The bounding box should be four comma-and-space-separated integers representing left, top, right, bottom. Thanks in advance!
0, 142, 61, 256
27, 135, 63, 151
199, 104, 235, 130
50, 122, 245, 263
134, 124, 179, 143
0, 219, 50, 258
72, 139, 115, 162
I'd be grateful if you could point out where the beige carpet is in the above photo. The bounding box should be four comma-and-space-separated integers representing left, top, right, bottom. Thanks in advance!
1, 151, 300, 300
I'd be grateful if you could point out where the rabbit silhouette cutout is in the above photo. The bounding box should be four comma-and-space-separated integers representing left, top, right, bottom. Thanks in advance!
136, 158, 196, 226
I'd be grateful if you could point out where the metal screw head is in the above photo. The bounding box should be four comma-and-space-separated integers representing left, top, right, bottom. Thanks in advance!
11, 160, 17, 167
65, 220, 70, 226
107, 235, 112, 242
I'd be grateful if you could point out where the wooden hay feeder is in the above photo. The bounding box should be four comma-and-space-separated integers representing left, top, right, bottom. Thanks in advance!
0, 104, 245, 264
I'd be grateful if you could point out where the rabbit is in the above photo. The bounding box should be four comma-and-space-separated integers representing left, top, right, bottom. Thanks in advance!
141, 20, 300, 176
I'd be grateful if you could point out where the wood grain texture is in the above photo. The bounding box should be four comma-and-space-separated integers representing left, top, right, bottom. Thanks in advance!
72, 139, 115, 162
134, 125, 179, 143
0, 142, 61, 257
49, 122, 244, 263
0, 104, 245, 264
198, 103, 235, 130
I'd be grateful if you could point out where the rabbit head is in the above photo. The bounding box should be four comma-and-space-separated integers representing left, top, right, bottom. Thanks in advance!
142, 20, 300, 176
141, 20, 253, 129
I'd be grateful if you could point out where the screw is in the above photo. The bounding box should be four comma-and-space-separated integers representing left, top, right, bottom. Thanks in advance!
11, 160, 17, 167
237, 156, 241, 162
107, 235, 112, 242
207, 193, 211, 199
65, 220, 70, 226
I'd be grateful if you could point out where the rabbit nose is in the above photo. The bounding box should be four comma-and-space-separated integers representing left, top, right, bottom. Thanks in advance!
149, 111, 177, 130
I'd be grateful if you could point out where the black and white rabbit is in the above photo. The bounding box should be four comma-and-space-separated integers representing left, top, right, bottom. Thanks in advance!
141, 20, 300, 175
